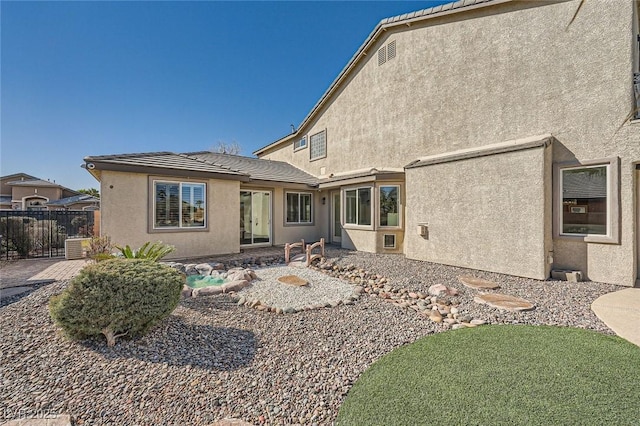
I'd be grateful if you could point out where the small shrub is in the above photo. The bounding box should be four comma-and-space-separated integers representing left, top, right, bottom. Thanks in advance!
49, 259, 184, 346
115, 241, 175, 261
87, 235, 114, 261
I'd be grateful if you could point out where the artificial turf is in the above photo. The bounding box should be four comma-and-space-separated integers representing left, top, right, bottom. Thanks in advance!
336, 325, 640, 425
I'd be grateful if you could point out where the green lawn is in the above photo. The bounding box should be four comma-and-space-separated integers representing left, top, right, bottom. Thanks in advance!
337, 325, 640, 425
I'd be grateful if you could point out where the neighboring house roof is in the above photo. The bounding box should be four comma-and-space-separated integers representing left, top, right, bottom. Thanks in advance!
254, 0, 506, 156
184, 151, 319, 186
46, 194, 100, 207
85, 151, 319, 187
0, 173, 39, 182
6, 179, 66, 188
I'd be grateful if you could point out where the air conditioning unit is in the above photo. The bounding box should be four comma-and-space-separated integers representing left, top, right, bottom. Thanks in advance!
65, 238, 91, 260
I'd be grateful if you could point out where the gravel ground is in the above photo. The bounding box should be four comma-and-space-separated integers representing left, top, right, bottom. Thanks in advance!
0, 249, 623, 425
237, 266, 357, 311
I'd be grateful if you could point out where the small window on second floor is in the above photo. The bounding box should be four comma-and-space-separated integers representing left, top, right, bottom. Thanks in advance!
309, 130, 326, 160
294, 136, 307, 151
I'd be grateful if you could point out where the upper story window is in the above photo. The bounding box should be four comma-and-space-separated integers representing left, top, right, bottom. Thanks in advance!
309, 130, 326, 161
555, 157, 619, 243
294, 136, 307, 151
285, 192, 312, 224
379, 185, 400, 227
345, 187, 371, 226
154, 181, 205, 229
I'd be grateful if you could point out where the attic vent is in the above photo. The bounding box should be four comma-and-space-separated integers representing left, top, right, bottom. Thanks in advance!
377, 41, 396, 66
378, 46, 387, 66
387, 40, 396, 60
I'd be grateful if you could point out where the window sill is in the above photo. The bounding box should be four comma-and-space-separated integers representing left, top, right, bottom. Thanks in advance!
555, 234, 620, 245
149, 227, 209, 233
294, 146, 307, 152
284, 222, 315, 227
343, 224, 374, 231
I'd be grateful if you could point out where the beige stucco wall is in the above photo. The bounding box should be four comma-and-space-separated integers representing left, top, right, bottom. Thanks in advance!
100, 170, 240, 259
259, 0, 639, 285
11, 186, 61, 203
262, 0, 637, 171
405, 145, 551, 279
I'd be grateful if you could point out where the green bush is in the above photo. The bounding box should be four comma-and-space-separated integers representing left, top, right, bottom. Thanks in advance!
49, 259, 184, 346
115, 241, 175, 261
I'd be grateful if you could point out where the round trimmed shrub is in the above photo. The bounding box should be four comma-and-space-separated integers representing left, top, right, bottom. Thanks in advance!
50, 258, 184, 346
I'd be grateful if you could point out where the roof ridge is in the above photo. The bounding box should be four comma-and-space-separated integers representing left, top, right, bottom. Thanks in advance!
84, 151, 174, 161
185, 150, 266, 162
178, 153, 245, 175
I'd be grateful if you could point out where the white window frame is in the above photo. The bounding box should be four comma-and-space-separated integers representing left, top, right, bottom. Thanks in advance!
152, 180, 207, 230
378, 184, 401, 228
344, 186, 373, 229
553, 157, 619, 244
309, 130, 327, 161
285, 191, 313, 225
294, 136, 307, 152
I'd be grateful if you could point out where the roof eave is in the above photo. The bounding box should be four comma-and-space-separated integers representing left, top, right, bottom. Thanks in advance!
85, 160, 251, 182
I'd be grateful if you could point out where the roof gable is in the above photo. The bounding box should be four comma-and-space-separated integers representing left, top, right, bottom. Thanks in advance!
254, 0, 509, 156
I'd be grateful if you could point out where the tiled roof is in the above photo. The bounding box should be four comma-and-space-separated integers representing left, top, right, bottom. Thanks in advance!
84, 152, 247, 177
6, 179, 64, 188
254, 0, 503, 155
47, 194, 100, 206
85, 151, 319, 186
0, 173, 39, 182
184, 152, 319, 186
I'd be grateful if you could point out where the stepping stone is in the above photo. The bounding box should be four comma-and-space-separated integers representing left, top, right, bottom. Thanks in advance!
277, 275, 308, 286
458, 275, 500, 290
474, 293, 535, 311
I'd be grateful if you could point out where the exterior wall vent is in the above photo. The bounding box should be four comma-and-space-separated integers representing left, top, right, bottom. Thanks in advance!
383, 234, 396, 249
377, 41, 396, 66
378, 46, 387, 66
387, 40, 396, 60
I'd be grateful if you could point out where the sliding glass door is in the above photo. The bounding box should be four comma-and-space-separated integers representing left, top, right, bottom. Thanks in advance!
240, 190, 271, 246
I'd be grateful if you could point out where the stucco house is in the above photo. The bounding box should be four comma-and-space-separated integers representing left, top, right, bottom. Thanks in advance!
85, 0, 640, 287
0, 173, 100, 211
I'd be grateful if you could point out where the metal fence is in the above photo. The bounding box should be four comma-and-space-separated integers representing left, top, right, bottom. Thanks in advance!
0, 210, 95, 259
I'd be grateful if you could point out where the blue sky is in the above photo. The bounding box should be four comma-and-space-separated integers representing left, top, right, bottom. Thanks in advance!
2, 1, 448, 191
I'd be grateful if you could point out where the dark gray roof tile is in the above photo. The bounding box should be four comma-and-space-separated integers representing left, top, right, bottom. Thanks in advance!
85, 152, 247, 176
184, 151, 319, 186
